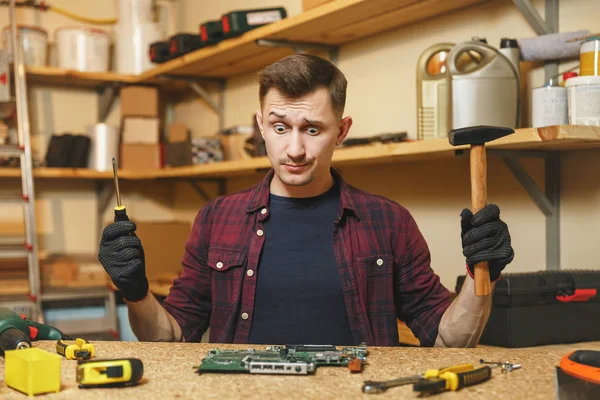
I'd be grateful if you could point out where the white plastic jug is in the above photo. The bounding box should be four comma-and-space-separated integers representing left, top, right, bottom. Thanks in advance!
447, 41, 520, 130
416, 42, 454, 140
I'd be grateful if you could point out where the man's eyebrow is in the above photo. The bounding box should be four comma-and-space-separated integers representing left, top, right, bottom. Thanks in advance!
268, 111, 286, 119
304, 118, 324, 125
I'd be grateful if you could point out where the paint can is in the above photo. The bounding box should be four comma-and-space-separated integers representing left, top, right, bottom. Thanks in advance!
565, 75, 600, 126
532, 85, 568, 128
580, 37, 600, 76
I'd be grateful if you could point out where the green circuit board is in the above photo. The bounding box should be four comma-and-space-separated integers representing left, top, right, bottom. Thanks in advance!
196, 344, 368, 375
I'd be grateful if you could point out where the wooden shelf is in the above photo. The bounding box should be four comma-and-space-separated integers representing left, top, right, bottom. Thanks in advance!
2, 126, 599, 181
25, 66, 188, 91
138, 125, 600, 179
137, 0, 487, 81
0, 168, 114, 179
26, 66, 139, 88
22, 1, 489, 87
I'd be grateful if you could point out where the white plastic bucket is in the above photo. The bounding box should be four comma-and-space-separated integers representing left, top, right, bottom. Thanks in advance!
114, 22, 161, 74
55, 26, 111, 72
565, 75, 600, 126
1, 25, 48, 67
116, 0, 154, 26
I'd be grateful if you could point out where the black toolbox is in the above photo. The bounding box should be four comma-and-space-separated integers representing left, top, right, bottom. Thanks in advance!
456, 270, 600, 348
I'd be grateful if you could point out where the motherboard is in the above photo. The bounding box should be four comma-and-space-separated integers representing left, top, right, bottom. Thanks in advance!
197, 344, 368, 375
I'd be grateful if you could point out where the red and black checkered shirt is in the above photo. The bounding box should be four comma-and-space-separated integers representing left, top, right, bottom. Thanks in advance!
162, 169, 452, 346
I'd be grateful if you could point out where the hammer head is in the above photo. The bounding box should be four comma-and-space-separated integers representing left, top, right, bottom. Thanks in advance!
448, 125, 515, 146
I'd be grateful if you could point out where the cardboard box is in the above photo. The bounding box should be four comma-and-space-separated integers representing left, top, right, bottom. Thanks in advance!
41, 256, 78, 286
120, 144, 161, 170
122, 117, 160, 144
168, 124, 190, 143
221, 133, 252, 161
120, 86, 159, 118
40, 254, 109, 289
303, 0, 334, 11
134, 221, 191, 281
165, 141, 193, 167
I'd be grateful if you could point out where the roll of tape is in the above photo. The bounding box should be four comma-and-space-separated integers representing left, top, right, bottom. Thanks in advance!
86, 123, 119, 172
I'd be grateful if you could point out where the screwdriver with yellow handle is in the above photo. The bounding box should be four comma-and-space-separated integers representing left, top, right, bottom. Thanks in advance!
112, 158, 129, 223
413, 365, 493, 393
362, 363, 475, 394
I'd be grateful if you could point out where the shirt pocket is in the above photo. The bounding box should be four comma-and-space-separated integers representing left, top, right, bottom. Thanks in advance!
207, 247, 248, 310
356, 254, 395, 315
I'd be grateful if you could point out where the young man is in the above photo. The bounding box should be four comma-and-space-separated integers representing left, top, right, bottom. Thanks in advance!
99, 54, 513, 347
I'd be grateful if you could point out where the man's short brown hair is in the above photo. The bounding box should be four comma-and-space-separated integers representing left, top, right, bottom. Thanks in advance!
258, 53, 347, 118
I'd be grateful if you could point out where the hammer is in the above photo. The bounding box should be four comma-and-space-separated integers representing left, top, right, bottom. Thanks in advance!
449, 125, 514, 296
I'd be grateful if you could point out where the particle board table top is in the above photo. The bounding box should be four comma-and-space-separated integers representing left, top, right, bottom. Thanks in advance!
2, 340, 599, 399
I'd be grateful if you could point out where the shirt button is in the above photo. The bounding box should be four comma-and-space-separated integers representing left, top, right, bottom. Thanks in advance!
261, 208, 267, 215
257, 229, 264, 237
216, 262, 223, 269
241, 312, 249, 320
376, 258, 384, 266
247, 269, 254, 277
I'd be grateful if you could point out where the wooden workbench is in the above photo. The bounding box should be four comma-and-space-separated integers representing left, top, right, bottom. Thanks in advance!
1, 341, 599, 399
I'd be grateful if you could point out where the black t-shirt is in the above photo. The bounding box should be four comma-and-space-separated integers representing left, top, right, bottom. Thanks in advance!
247, 184, 355, 345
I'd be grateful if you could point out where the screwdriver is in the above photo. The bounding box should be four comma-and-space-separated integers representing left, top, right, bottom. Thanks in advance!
112, 157, 129, 222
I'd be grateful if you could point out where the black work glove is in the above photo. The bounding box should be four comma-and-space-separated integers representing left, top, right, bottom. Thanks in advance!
460, 204, 514, 282
98, 221, 149, 302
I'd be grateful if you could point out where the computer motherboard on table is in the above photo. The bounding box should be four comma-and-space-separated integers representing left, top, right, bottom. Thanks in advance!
196, 344, 368, 375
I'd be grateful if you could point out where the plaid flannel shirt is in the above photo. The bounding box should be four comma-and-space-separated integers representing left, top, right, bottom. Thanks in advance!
162, 169, 452, 346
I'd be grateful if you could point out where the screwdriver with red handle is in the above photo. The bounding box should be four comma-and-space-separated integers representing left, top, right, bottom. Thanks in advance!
112, 158, 129, 223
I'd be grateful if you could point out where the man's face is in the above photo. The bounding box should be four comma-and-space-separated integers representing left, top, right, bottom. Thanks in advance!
256, 87, 352, 195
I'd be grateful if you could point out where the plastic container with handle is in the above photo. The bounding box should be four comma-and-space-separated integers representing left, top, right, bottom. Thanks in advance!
416, 42, 454, 140
447, 41, 520, 130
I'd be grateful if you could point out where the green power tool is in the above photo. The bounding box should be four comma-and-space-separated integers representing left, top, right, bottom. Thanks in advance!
0, 307, 68, 355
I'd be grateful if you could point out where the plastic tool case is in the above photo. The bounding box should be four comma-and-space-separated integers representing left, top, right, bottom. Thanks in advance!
456, 270, 600, 347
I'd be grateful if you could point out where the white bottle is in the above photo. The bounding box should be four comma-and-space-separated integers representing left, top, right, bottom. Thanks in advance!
499, 38, 521, 79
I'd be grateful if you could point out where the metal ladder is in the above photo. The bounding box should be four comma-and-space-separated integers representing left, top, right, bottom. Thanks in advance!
0, 0, 42, 321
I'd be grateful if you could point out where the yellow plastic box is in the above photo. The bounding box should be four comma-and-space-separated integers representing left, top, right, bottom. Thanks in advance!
5, 348, 61, 397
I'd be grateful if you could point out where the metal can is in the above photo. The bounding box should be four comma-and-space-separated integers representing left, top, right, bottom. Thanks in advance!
580, 37, 600, 76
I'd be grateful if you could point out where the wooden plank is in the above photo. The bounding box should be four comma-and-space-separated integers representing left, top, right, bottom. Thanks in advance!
144, 157, 273, 180
145, 125, 600, 179
26, 66, 138, 88
207, 48, 294, 78
0, 168, 127, 179
0, 278, 29, 295
138, 0, 483, 80
397, 320, 420, 346
0, 126, 598, 181
267, 0, 425, 42
25, 66, 187, 91
306, 0, 487, 44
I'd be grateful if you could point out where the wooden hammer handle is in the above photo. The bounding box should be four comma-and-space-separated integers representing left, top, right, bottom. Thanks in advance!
470, 145, 491, 296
